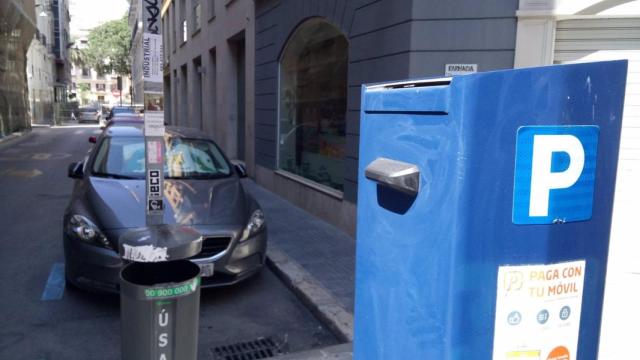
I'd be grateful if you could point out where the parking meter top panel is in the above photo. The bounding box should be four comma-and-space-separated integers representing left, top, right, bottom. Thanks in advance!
119, 224, 203, 262
354, 60, 627, 360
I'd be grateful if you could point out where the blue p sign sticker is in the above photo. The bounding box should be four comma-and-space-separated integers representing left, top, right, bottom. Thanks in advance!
513, 126, 599, 224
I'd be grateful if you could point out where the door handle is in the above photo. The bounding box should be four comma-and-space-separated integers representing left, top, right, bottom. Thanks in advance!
364, 157, 420, 196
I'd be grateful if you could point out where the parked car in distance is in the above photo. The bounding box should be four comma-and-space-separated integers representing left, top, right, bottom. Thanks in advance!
105, 106, 136, 120
102, 113, 143, 128
101, 106, 138, 127
64, 125, 266, 293
78, 106, 101, 123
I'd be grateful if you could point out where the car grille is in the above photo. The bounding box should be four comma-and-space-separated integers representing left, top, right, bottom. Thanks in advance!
192, 237, 231, 259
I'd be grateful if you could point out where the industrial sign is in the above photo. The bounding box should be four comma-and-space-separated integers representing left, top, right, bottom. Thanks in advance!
142, 33, 163, 83
513, 126, 599, 224
493, 260, 585, 360
445, 63, 477, 76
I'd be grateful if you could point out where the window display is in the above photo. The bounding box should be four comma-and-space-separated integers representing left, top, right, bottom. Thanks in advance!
278, 18, 348, 192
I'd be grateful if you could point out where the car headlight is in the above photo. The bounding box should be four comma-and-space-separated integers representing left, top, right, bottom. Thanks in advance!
67, 215, 113, 250
239, 209, 265, 242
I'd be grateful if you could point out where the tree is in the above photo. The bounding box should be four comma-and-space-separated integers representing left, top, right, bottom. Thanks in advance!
68, 44, 87, 67
84, 14, 131, 77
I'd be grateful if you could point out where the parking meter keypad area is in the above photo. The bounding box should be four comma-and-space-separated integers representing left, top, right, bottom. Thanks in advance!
354, 61, 627, 360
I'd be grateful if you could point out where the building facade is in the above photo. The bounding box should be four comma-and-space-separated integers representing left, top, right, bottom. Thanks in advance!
70, 35, 132, 107
26, 0, 55, 125
253, 0, 518, 235
0, 0, 37, 136
51, 0, 71, 102
160, 0, 256, 173
70, 65, 133, 106
128, 0, 143, 105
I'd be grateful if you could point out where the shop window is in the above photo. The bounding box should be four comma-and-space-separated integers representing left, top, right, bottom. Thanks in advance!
278, 18, 348, 192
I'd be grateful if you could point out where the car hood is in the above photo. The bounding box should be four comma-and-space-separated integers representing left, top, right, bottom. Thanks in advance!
85, 177, 248, 230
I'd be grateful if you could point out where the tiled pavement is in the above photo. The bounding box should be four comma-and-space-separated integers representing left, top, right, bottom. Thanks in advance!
242, 179, 356, 314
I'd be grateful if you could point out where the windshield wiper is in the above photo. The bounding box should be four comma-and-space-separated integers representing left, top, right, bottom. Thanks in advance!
93, 172, 142, 180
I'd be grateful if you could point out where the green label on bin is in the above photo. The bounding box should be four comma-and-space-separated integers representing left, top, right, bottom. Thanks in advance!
144, 277, 200, 299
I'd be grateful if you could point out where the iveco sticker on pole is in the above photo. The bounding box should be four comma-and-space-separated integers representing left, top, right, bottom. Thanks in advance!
147, 169, 163, 214
513, 126, 599, 224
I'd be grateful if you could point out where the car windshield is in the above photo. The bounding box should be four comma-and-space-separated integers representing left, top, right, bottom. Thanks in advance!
91, 136, 232, 179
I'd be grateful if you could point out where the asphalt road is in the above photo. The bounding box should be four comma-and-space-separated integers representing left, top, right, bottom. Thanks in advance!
0, 125, 337, 359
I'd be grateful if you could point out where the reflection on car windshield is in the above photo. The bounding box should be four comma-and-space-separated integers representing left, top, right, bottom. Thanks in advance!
92, 136, 231, 179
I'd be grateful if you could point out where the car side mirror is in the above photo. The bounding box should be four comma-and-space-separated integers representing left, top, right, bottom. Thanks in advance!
88, 136, 97, 143
68, 161, 84, 179
234, 163, 247, 178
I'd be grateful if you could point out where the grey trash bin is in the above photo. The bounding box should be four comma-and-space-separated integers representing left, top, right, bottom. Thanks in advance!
119, 225, 203, 360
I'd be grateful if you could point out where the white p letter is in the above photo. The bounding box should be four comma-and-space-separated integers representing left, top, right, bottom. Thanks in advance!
529, 135, 585, 217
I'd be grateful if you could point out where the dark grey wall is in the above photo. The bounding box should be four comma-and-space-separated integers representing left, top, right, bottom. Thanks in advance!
254, 0, 517, 202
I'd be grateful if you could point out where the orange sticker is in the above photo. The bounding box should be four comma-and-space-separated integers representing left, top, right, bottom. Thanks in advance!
547, 346, 570, 360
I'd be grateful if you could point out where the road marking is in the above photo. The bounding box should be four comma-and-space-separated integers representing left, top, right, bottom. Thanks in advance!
31, 153, 51, 160
74, 130, 85, 135
41, 263, 65, 301
0, 153, 70, 161
1, 169, 42, 178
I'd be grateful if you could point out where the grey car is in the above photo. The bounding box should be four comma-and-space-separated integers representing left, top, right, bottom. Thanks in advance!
78, 106, 101, 123
64, 125, 266, 293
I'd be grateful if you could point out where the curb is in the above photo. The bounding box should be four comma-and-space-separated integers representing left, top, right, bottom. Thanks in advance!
271, 343, 352, 360
266, 245, 354, 343
0, 128, 32, 148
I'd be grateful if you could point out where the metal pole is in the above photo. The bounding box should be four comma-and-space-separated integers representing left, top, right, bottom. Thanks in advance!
141, 2, 165, 226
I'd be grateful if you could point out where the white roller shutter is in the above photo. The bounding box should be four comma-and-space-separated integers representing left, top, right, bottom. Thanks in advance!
554, 18, 640, 360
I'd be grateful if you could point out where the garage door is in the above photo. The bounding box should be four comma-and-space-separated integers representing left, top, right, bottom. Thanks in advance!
554, 17, 640, 360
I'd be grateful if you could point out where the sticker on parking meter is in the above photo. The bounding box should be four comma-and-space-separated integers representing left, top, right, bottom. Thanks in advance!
492, 260, 585, 360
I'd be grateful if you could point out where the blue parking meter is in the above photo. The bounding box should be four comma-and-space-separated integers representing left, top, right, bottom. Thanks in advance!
354, 61, 627, 360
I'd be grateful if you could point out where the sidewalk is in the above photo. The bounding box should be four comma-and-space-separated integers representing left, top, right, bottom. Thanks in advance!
243, 180, 356, 313
242, 179, 356, 346
0, 128, 32, 147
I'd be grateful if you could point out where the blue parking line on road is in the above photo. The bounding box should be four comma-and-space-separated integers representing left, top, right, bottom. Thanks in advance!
41, 263, 65, 301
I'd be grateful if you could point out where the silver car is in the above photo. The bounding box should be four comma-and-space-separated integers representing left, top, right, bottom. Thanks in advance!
64, 125, 267, 293
78, 106, 101, 123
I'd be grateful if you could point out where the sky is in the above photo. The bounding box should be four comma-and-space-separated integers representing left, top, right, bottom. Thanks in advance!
69, 0, 130, 37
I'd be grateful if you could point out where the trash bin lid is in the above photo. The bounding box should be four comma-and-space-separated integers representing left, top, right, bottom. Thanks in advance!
119, 224, 203, 262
